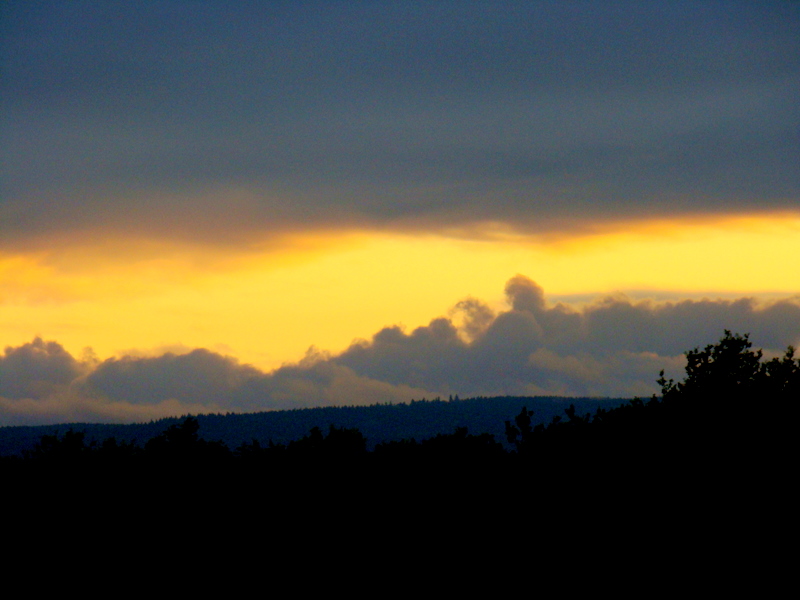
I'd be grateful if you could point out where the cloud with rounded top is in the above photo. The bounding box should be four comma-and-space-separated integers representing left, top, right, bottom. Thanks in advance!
1, 276, 797, 425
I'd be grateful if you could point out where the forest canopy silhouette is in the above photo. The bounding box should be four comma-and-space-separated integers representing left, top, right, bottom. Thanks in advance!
3, 331, 795, 487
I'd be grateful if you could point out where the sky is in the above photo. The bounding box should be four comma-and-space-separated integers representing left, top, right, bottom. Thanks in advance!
1, 1, 799, 425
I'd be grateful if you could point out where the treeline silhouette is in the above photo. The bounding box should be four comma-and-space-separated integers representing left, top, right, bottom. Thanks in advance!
3, 331, 795, 492
0, 395, 626, 456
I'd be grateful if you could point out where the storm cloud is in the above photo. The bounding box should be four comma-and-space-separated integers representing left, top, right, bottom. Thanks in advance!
2, 2, 798, 249
2, 276, 797, 425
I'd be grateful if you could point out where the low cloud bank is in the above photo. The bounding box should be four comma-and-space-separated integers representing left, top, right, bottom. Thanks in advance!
2, 276, 798, 425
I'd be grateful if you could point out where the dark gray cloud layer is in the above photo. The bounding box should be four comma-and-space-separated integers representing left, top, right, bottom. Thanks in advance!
2, 276, 798, 425
2, 2, 798, 246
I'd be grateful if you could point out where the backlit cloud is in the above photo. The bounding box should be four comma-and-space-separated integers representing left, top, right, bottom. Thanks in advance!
1, 276, 797, 425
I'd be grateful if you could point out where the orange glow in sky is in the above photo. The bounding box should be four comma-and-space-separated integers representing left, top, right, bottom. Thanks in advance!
2, 212, 798, 371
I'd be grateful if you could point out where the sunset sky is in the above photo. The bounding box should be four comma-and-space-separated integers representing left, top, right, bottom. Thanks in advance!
1, 1, 799, 424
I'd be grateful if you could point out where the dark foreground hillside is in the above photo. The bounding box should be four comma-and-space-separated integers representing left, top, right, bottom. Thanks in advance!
4, 332, 790, 579
2, 332, 795, 522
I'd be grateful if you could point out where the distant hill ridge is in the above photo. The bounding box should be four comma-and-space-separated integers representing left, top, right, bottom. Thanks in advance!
0, 395, 629, 456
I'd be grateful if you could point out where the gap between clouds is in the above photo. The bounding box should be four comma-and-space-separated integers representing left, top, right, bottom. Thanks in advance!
1, 275, 798, 425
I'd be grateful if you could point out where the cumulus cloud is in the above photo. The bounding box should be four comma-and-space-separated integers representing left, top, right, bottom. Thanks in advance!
328, 276, 800, 398
0, 341, 439, 425
2, 276, 798, 425
0, 338, 87, 400
84, 349, 262, 407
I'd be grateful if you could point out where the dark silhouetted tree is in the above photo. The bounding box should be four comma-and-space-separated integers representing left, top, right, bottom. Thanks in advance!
144, 417, 231, 466
658, 330, 764, 406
